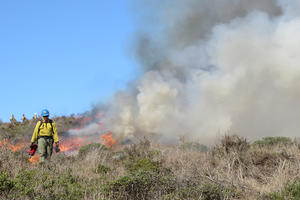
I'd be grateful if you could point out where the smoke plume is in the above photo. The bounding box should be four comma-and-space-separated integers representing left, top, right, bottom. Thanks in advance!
76, 0, 300, 144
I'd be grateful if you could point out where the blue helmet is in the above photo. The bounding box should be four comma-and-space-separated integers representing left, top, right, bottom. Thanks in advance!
41, 109, 50, 117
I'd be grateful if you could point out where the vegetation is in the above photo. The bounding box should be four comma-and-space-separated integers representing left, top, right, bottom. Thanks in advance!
267, 179, 300, 200
0, 118, 299, 199
252, 137, 293, 147
78, 143, 107, 157
180, 142, 209, 152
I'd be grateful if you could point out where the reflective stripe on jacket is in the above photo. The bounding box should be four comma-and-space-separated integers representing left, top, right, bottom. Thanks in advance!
31, 120, 59, 143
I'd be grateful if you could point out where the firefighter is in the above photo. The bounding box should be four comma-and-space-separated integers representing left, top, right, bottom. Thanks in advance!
10, 114, 16, 123
22, 114, 27, 122
33, 113, 37, 120
30, 109, 60, 163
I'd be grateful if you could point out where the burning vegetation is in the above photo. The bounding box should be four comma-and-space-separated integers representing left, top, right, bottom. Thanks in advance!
0, 112, 117, 165
1, 132, 117, 165
0, 139, 26, 152
0, 117, 299, 199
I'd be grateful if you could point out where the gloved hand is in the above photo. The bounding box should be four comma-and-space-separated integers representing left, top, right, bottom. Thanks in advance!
55, 142, 60, 153
30, 143, 35, 148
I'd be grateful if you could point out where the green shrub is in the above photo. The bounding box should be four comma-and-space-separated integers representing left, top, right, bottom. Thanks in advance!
13, 169, 36, 198
0, 172, 14, 193
163, 183, 235, 200
200, 184, 224, 200
10, 168, 85, 200
252, 137, 293, 147
96, 164, 112, 174
163, 185, 202, 200
267, 179, 300, 200
47, 170, 84, 200
127, 158, 160, 173
103, 158, 176, 199
180, 142, 208, 152
104, 170, 176, 199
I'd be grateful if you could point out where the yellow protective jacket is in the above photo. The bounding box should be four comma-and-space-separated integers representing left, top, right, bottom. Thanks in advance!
31, 120, 59, 143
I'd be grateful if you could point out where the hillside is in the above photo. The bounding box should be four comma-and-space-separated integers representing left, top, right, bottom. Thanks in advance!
0, 117, 299, 200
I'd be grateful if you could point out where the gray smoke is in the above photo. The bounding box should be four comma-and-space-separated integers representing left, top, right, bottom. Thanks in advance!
75, 0, 300, 144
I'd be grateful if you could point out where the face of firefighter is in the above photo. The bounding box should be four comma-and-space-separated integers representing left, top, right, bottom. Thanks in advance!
42, 116, 49, 122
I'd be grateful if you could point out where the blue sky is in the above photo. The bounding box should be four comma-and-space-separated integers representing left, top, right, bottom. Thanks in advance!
0, 0, 139, 122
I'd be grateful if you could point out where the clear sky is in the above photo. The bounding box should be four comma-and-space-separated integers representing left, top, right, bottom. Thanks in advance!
0, 0, 138, 122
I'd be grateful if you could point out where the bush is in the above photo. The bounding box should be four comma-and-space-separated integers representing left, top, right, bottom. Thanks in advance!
180, 142, 208, 152
200, 183, 235, 200
96, 164, 112, 174
123, 139, 153, 161
252, 137, 293, 147
103, 158, 176, 199
0, 172, 14, 193
267, 179, 300, 200
163, 185, 202, 200
44, 170, 85, 200
163, 183, 235, 200
127, 158, 160, 173
213, 135, 249, 155
9, 168, 85, 200
104, 170, 176, 199
12, 169, 36, 198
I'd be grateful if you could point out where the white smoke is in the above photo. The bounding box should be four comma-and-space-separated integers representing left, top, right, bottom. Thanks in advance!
69, 123, 102, 136
76, 0, 300, 144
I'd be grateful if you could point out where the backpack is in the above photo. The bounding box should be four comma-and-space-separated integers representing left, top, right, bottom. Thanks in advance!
37, 119, 54, 136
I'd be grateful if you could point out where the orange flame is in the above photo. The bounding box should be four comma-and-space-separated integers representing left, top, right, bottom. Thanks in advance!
59, 136, 87, 152
101, 132, 116, 148
9, 139, 26, 152
0, 139, 34, 163
29, 154, 39, 164
0, 139, 26, 152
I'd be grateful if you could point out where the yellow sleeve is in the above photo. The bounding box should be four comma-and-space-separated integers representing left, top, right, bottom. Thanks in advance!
52, 122, 59, 143
31, 121, 41, 143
